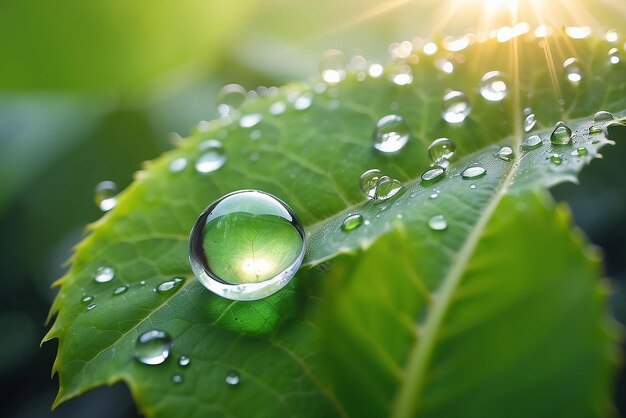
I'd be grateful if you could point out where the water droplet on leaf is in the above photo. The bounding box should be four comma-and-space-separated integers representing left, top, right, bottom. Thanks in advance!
608, 47, 621, 65
178, 355, 191, 367
94, 181, 118, 212
480, 71, 508, 101
196, 140, 226, 173
461, 166, 486, 179
549, 154, 563, 165
239, 113, 262, 128
294, 93, 313, 110
189, 190, 305, 301
95, 266, 115, 283
442, 90, 471, 123
522, 135, 542, 150
169, 157, 188, 173
373, 176, 403, 201
81, 295, 94, 305
320, 50, 348, 84
496, 146, 515, 162
172, 374, 184, 384
217, 84, 247, 116
428, 214, 448, 231
523, 113, 537, 132
550, 121, 572, 145
225, 370, 240, 386
113, 285, 129, 296
86, 303, 97, 311
341, 214, 363, 231
360, 169, 382, 199
563, 58, 583, 84
593, 111, 614, 122
373, 114, 410, 153
421, 166, 445, 183
156, 277, 185, 296
269, 101, 287, 115
134, 330, 172, 366
428, 138, 456, 166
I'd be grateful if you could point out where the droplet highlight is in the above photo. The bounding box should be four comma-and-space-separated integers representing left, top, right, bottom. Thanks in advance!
320, 50, 348, 84
189, 190, 305, 301
563, 58, 583, 84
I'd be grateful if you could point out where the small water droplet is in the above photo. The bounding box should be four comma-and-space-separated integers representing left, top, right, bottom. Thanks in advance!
549, 154, 563, 165
81, 295, 94, 305
373, 176, 403, 201
593, 111, 614, 122
461, 166, 486, 179
86, 303, 97, 311
169, 157, 188, 173
139, 280, 146, 286
429, 192, 439, 199
172, 374, 184, 384
480, 71, 508, 101
470, 184, 477, 189
217, 84, 247, 116
550, 121, 572, 145
373, 115, 410, 153
428, 138, 456, 166
522, 135, 542, 149
195, 140, 226, 173
95, 266, 115, 283
360, 169, 382, 199
435, 58, 454, 74
389, 64, 413, 85
178, 355, 191, 367
563, 58, 583, 84
571, 147, 588, 156
428, 214, 448, 231
341, 214, 363, 231
496, 146, 515, 162
226, 370, 240, 386
270, 101, 287, 115
249, 130, 261, 141
294, 93, 313, 110
189, 190, 305, 301
523, 113, 537, 132
156, 277, 185, 296
94, 181, 118, 212
608, 47, 621, 65
421, 166, 445, 183
113, 285, 129, 296
134, 330, 172, 365
320, 50, 348, 84
442, 90, 471, 123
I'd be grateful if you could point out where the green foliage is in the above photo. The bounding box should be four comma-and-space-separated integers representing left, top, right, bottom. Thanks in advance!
45, 32, 624, 417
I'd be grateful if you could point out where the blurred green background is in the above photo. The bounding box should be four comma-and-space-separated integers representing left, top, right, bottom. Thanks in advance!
0, 0, 624, 416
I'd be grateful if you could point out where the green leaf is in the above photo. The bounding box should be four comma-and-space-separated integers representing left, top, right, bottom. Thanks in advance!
45, 31, 624, 417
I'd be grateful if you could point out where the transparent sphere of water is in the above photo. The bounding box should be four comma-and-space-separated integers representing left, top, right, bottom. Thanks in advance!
480, 71, 508, 101
442, 90, 471, 123
373, 114, 410, 153
134, 330, 172, 366
189, 190, 305, 301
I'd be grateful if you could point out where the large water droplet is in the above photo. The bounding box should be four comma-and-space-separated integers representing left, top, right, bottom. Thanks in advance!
421, 166, 445, 183
178, 355, 191, 367
341, 214, 363, 231
217, 84, 247, 116
156, 277, 185, 296
94, 181, 118, 212
461, 166, 486, 179
593, 111, 614, 122
563, 58, 583, 84
373, 176, 403, 201
496, 146, 515, 162
134, 330, 172, 366
373, 114, 410, 153
95, 266, 115, 283
480, 71, 508, 101
113, 285, 129, 296
442, 90, 471, 123
225, 370, 240, 386
189, 190, 305, 301
172, 374, 184, 384
550, 121, 572, 145
428, 214, 448, 231
428, 138, 456, 166
522, 135, 542, 150
523, 113, 537, 132
320, 50, 348, 84
360, 169, 382, 199
196, 140, 226, 173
